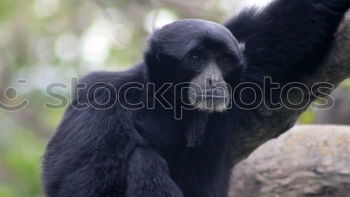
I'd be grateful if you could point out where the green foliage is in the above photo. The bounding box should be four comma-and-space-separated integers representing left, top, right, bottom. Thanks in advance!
0, 128, 45, 197
0, 0, 16, 20
299, 109, 316, 124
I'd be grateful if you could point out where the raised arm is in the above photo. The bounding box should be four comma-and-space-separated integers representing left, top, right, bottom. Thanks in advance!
223, 1, 350, 164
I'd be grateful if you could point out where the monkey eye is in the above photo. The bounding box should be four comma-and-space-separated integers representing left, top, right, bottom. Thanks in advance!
220, 56, 235, 66
190, 53, 204, 63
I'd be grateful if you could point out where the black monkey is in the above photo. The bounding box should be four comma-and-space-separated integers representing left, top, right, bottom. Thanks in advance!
42, 1, 350, 197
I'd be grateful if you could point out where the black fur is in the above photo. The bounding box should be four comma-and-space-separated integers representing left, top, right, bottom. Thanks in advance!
43, 1, 350, 197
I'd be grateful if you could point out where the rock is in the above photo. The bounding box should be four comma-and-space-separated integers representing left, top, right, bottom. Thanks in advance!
229, 125, 350, 197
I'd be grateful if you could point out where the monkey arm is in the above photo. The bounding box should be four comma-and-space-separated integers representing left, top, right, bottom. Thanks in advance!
230, 10, 350, 164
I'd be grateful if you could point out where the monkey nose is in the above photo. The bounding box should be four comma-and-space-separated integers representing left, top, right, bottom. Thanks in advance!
207, 77, 221, 88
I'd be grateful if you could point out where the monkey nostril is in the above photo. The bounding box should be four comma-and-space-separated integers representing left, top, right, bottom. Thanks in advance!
208, 78, 213, 86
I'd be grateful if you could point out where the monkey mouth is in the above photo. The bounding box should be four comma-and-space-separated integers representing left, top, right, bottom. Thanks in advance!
190, 91, 229, 101
196, 94, 227, 99
190, 90, 228, 99
188, 93, 230, 112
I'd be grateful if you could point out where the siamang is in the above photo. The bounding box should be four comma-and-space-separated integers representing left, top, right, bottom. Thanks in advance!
42, 0, 350, 197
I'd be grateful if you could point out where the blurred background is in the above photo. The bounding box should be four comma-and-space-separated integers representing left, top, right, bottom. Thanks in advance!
0, 0, 349, 196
